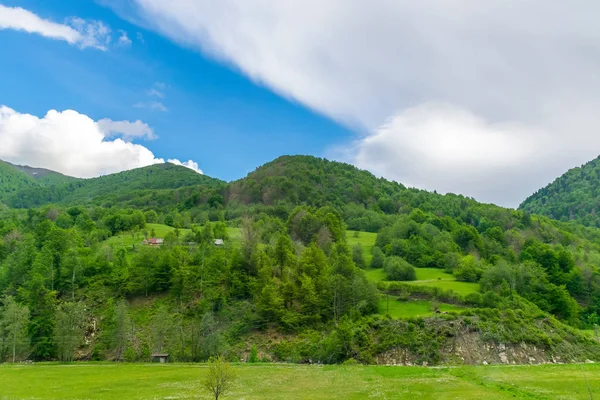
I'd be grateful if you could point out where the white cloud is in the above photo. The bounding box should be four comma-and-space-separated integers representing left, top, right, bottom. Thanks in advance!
146, 88, 164, 98
134, 101, 168, 112
0, 105, 200, 178
122, 0, 600, 207
0, 5, 112, 50
117, 30, 132, 47
349, 103, 580, 206
167, 159, 203, 174
97, 118, 155, 140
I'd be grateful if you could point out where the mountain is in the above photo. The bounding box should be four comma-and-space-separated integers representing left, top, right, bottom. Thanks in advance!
520, 156, 600, 227
0, 160, 78, 198
227, 155, 405, 207
2, 154, 600, 365
3, 162, 224, 209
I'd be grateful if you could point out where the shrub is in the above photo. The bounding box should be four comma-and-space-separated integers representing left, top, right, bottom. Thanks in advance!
384, 256, 416, 281
370, 247, 385, 269
248, 345, 258, 363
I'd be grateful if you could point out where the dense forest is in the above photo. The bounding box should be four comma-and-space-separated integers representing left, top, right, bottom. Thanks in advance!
1, 155, 600, 365
521, 156, 600, 227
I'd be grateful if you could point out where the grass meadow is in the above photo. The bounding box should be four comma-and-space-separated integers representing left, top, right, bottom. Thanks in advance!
0, 363, 599, 399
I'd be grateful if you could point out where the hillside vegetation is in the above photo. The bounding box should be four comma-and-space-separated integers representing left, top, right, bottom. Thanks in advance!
0, 160, 77, 198
521, 156, 600, 227
4, 163, 224, 209
1, 155, 600, 365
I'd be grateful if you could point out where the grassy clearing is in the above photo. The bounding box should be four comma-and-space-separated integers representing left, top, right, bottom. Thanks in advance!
378, 298, 464, 318
0, 363, 599, 399
407, 280, 479, 296
346, 230, 377, 264
365, 267, 479, 296
102, 224, 243, 249
102, 223, 192, 248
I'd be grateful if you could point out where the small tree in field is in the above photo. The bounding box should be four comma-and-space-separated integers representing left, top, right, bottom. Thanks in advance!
203, 356, 236, 400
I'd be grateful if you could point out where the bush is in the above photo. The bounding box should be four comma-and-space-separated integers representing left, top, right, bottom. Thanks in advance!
248, 345, 258, 363
384, 256, 417, 281
455, 255, 483, 282
464, 292, 483, 307
370, 247, 384, 269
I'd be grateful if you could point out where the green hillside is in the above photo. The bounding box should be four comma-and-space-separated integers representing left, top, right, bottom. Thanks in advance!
0, 160, 77, 198
0, 160, 38, 196
520, 156, 600, 227
227, 155, 405, 208
2, 155, 600, 366
4, 163, 225, 209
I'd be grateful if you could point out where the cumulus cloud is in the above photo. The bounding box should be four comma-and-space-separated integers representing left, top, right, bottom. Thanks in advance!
97, 118, 155, 140
0, 5, 114, 50
167, 159, 203, 174
121, 0, 600, 206
134, 101, 168, 112
0, 105, 200, 178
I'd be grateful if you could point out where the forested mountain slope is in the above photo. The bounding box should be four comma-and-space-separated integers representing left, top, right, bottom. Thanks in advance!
227, 155, 405, 207
3, 163, 225, 209
2, 155, 600, 364
0, 160, 77, 198
520, 156, 600, 227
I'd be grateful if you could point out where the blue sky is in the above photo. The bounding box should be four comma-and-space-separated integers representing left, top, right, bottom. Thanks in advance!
1, 1, 599, 207
0, 0, 352, 181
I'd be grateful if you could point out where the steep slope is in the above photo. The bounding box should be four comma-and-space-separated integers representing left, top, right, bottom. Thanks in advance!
5, 163, 224, 208
520, 156, 600, 227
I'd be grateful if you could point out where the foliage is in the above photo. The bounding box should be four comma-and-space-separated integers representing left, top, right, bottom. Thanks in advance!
1, 154, 600, 364
521, 156, 600, 227
203, 356, 236, 400
383, 256, 416, 281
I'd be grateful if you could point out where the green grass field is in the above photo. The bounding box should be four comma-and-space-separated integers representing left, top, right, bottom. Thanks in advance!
378, 298, 464, 318
0, 363, 598, 399
102, 224, 242, 249
346, 230, 377, 264
102, 223, 192, 248
366, 267, 479, 296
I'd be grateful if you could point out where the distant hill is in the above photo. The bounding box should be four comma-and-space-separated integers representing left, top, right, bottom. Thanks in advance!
0, 160, 78, 198
520, 156, 600, 227
3, 163, 224, 209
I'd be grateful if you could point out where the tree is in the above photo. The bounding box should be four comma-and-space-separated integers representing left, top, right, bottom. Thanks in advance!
370, 247, 384, 269
0, 296, 30, 363
55, 302, 86, 362
203, 356, 236, 400
111, 300, 131, 361
151, 305, 172, 354
352, 244, 366, 269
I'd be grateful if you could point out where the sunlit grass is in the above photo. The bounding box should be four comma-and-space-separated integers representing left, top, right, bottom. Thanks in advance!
1, 363, 599, 399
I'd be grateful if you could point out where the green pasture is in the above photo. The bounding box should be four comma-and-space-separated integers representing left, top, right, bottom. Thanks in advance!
366, 267, 479, 296
0, 363, 599, 399
378, 298, 464, 318
102, 224, 242, 249
346, 230, 377, 264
